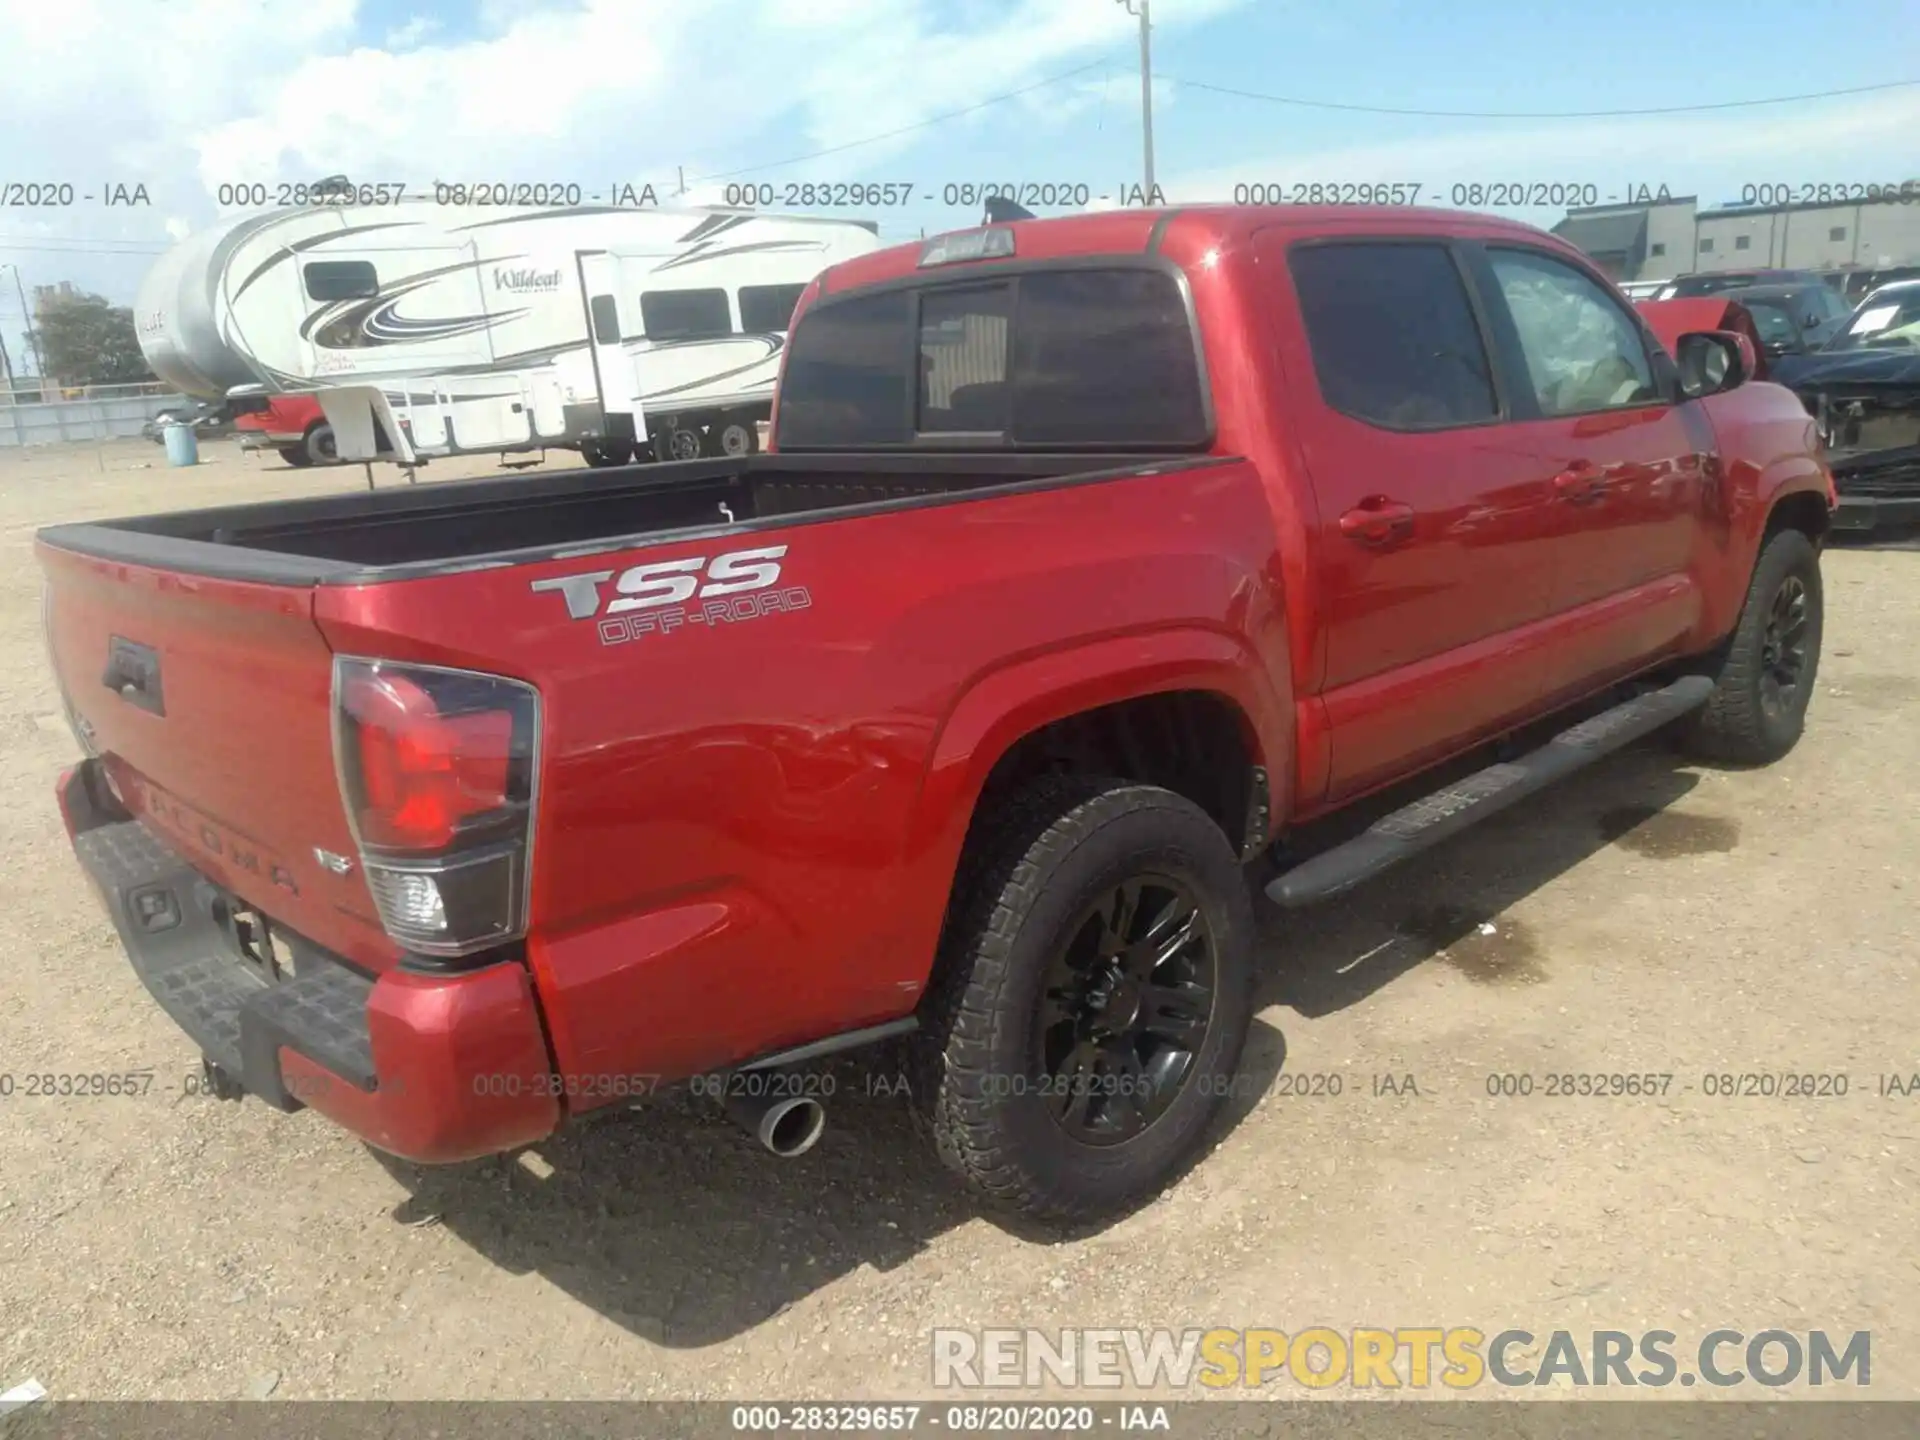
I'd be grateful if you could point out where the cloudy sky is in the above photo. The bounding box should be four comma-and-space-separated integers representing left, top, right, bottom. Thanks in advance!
0, 0, 1916, 356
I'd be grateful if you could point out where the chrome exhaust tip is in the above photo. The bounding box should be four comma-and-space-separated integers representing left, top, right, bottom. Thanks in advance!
725, 1090, 826, 1157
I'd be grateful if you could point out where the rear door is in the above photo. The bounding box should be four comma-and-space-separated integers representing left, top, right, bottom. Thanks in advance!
1468, 243, 1711, 694
1262, 233, 1561, 800
574, 251, 645, 451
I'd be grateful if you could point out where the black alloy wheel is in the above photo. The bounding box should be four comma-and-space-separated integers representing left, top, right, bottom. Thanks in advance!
1036, 875, 1217, 1146
1679, 525, 1823, 764
1758, 574, 1810, 722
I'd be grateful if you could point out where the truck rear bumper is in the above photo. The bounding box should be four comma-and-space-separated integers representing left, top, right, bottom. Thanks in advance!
57, 759, 560, 1163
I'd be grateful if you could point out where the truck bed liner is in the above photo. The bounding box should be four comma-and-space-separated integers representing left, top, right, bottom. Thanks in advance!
38, 451, 1219, 585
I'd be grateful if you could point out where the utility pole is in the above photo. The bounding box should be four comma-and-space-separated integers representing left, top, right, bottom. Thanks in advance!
1116, 0, 1155, 195
0, 265, 45, 384
677, 166, 686, 196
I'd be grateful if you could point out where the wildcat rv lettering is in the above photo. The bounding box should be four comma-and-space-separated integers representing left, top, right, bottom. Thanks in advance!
135, 202, 880, 467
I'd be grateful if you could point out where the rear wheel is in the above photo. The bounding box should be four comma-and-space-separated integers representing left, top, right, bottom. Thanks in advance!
580, 437, 633, 468
304, 423, 338, 466
278, 444, 313, 468
664, 426, 704, 462
910, 776, 1256, 1223
1680, 527, 1823, 764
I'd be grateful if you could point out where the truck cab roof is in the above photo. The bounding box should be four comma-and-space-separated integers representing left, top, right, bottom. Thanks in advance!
818, 205, 1585, 297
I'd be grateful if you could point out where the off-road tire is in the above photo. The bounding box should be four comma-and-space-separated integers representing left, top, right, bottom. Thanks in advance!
909, 776, 1256, 1223
1680, 527, 1823, 764
278, 444, 313, 468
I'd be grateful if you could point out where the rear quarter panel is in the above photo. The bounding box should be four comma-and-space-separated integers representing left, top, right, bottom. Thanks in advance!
313, 464, 1291, 1093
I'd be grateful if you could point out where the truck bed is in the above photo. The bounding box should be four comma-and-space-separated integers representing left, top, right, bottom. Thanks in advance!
38, 452, 1213, 583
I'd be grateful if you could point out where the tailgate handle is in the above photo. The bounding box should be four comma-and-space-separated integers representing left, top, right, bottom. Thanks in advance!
102, 636, 166, 716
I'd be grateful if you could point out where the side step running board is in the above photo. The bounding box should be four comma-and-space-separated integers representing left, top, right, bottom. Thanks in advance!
1266, 675, 1714, 908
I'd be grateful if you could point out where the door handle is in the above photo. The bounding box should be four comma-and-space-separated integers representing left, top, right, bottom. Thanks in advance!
1553, 465, 1605, 502
1338, 498, 1416, 544
102, 635, 166, 716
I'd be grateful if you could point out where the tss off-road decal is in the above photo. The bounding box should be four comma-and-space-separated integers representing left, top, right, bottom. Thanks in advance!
530, 545, 811, 646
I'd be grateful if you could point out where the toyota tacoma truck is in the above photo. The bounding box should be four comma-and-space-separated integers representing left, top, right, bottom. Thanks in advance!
231, 393, 339, 469
40, 206, 1832, 1222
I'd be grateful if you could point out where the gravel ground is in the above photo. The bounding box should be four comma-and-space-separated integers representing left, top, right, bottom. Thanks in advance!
0, 438, 1915, 1403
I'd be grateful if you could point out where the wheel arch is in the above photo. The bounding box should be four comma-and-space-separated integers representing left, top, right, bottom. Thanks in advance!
909, 627, 1294, 883
1764, 486, 1832, 546
1696, 472, 1833, 648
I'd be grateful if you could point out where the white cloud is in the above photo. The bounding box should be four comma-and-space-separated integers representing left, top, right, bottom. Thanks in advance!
3, 0, 1915, 304
0, 0, 1240, 220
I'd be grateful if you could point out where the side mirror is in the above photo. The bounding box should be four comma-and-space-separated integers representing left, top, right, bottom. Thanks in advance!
1675, 330, 1753, 399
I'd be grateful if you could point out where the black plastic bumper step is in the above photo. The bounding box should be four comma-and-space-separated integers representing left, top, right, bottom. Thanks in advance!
1266, 675, 1714, 908
71, 810, 378, 1109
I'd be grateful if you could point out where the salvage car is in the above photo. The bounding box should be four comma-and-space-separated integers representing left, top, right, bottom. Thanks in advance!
140, 398, 234, 445
1719, 282, 1853, 358
1768, 280, 1920, 533
1635, 297, 1770, 379
1655, 268, 1833, 300
40, 205, 1832, 1221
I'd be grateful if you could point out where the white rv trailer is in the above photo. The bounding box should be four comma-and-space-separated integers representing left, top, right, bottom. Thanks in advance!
135, 202, 881, 466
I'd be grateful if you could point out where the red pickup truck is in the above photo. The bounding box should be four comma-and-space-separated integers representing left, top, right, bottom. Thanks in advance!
232, 394, 339, 468
40, 206, 1831, 1222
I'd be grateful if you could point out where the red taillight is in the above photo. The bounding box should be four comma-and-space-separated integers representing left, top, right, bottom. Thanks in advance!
333, 659, 539, 959
347, 670, 514, 850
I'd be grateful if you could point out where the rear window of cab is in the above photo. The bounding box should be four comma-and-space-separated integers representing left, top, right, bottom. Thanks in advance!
774, 266, 1211, 450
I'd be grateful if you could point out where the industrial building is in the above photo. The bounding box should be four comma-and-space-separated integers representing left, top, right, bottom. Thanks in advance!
1553, 190, 1920, 290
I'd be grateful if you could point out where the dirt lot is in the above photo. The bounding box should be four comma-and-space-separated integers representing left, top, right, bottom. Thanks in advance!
0, 437, 1916, 1403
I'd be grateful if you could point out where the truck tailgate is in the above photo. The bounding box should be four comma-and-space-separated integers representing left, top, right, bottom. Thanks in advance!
40, 544, 391, 971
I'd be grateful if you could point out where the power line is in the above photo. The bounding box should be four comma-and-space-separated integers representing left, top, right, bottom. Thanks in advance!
1163, 74, 1920, 120
14, 65, 1911, 263
686, 55, 1120, 183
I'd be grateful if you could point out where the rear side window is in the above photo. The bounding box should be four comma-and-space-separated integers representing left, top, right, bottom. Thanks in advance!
739, 283, 809, 332
775, 289, 915, 447
1288, 243, 1498, 429
777, 266, 1207, 449
640, 288, 732, 341
1011, 270, 1207, 445
303, 261, 378, 302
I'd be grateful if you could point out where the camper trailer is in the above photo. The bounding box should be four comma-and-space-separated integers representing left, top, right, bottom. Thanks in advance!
135, 202, 881, 467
